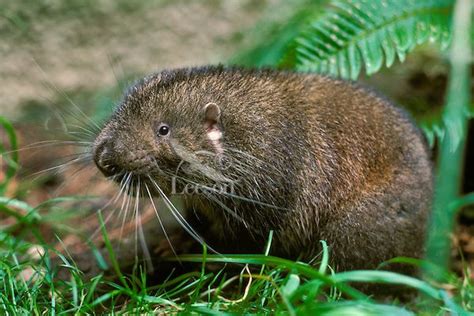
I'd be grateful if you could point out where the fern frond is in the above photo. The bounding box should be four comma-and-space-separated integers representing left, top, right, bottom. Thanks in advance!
296, 0, 454, 79
420, 105, 474, 148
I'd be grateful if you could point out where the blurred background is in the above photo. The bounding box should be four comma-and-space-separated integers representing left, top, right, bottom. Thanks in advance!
1, 0, 306, 118
1, 0, 472, 272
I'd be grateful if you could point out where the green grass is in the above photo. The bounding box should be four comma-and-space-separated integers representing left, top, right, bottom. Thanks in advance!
1, 187, 473, 314
1, 214, 472, 314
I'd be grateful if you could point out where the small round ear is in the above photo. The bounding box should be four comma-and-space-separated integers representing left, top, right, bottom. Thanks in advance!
203, 102, 221, 126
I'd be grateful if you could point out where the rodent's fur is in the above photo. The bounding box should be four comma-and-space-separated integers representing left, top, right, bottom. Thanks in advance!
93, 65, 433, 272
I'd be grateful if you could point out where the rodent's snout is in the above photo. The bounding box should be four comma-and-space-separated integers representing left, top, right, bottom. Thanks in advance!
93, 138, 121, 178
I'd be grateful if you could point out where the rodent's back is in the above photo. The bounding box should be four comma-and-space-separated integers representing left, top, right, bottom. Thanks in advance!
177, 68, 431, 211
183, 68, 433, 265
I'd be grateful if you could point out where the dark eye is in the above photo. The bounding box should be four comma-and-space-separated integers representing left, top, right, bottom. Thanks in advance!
158, 124, 170, 136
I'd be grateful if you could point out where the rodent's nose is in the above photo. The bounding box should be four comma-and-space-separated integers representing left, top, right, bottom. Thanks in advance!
93, 140, 121, 178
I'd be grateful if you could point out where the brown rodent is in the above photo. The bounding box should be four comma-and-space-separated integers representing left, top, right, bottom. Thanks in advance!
93, 65, 433, 272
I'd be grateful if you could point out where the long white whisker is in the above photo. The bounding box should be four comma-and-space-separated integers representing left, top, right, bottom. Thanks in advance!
165, 171, 289, 212
148, 176, 220, 255
33, 58, 102, 133
135, 178, 154, 272
4, 140, 92, 155
200, 190, 250, 230
51, 163, 95, 197
88, 200, 120, 242
88, 171, 130, 241
134, 179, 140, 258
29, 155, 92, 178
144, 183, 179, 261
104, 172, 128, 207
65, 123, 98, 139
119, 175, 134, 241
87, 173, 130, 241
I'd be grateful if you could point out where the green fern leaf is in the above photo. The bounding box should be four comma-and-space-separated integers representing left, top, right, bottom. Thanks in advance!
295, 0, 454, 79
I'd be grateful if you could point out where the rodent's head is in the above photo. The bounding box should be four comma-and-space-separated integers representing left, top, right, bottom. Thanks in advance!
92, 69, 225, 194
93, 66, 307, 242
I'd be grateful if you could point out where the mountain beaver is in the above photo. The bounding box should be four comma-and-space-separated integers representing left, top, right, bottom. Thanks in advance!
92, 65, 433, 272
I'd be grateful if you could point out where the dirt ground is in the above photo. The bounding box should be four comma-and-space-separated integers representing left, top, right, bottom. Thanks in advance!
1, 0, 288, 118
